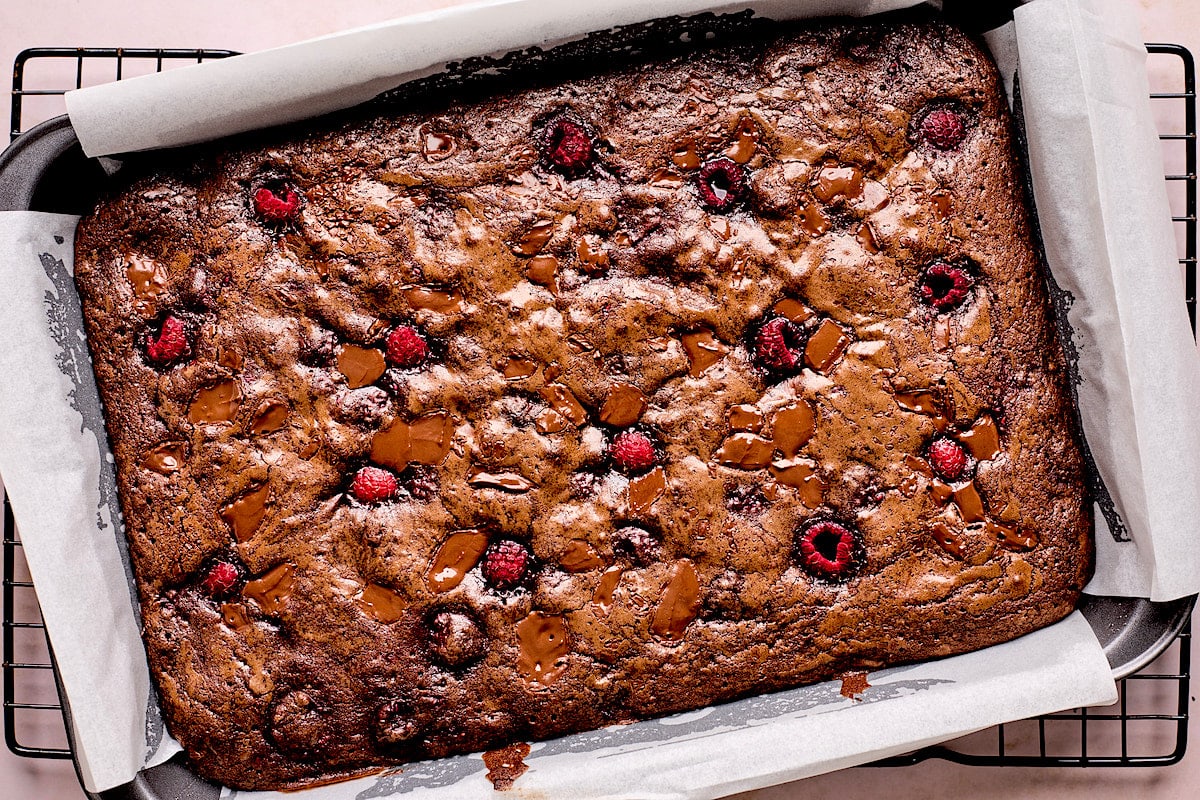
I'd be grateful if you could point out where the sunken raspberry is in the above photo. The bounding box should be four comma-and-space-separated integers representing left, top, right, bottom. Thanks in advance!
928, 437, 969, 482
146, 315, 190, 365
705, 569, 749, 619
726, 482, 768, 518
269, 690, 329, 757
920, 108, 967, 150
796, 520, 860, 580
375, 700, 422, 746
403, 466, 439, 502
569, 471, 600, 499
613, 526, 661, 566
754, 317, 805, 373
386, 325, 429, 368
352, 466, 398, 503
253, 185, 302, 223
427, 609, 486, 668
919, 262, 974, 310
481, 539, 531, 589
697, 157, 746, 211
609, 430, 657, 474
200, 560, 241, 598
540, 114, 594, 172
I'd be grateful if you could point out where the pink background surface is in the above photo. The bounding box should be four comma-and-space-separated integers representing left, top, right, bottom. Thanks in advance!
2, 1, 1197, 797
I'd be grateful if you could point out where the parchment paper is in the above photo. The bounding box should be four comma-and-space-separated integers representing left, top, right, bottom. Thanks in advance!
219, 612, 1109, 800
0, 212, 180, 790
64, 0, 929, 157
0, 0, 1196, 794
1012, 0, 1200, 601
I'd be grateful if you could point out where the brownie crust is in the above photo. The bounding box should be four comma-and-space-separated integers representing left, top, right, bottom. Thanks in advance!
73, 19, 1091, 789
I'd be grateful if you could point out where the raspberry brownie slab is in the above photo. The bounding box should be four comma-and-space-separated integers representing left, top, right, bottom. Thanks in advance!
73, 18, 1091, 790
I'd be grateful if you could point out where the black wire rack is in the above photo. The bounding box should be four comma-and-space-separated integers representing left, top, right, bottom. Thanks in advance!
1, 42, 1196, 773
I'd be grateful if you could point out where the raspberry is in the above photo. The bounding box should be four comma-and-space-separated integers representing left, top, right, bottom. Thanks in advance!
928, 438, 969, 482
796, 520, 860, 580
754, 317, 805, 373
697, 157, 746, 211
386, 325, 429, 368
725, 482, 767, 518
402, 466, 439, 502
919, 263, 973, 310
481, 539, 530, 589
352, 466, 398, 503
253, 186, 302, 223
146, 315, 191, 365
200, 560, 240, 598
609, 430, 657, 474
920, 108, 967, 150
375, 700, 421, 746
540, 115, 594, 172
613, 526, 661, 566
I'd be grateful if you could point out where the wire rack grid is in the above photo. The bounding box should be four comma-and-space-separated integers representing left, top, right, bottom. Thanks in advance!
1, 42, 1195, 771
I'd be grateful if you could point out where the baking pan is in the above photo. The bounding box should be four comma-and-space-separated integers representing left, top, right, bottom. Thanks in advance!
1, 11, 1197, 800
4, 105, 1196, 800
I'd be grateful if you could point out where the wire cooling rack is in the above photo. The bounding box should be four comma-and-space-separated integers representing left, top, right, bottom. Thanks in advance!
2, 42, 1196, 771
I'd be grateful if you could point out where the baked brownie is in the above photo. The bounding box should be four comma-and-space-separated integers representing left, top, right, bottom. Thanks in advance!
73, 18, 1092, 789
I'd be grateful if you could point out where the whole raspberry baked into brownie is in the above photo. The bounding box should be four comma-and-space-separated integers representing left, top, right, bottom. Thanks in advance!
73, 18, 1091, 789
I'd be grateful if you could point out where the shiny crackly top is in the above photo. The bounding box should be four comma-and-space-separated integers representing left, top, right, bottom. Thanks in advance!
73, 19, 1091, 790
